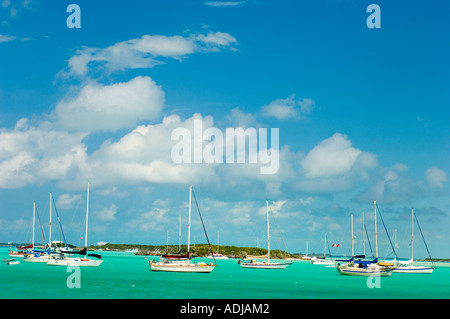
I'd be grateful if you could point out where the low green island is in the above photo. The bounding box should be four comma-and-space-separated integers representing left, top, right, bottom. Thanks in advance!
93, 243, 297, 259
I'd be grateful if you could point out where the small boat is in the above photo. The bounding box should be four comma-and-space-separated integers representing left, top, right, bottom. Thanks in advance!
207, 252, 228, 259
207, 232, 229, 259
311, 234, 334, 265
238, 259, 292, 269
239, 200, 292, 270
8, 250, 24, 258
8, 244, 32, 258
3, 258, 20, 265
310, 256, 334, 265
300, 241, 312, 260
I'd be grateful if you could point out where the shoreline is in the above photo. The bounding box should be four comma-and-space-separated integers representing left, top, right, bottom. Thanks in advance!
3, 243, 449, 262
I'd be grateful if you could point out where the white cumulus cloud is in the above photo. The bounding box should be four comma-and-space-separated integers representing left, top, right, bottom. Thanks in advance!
54, 76, 165, 132
425, 166, 447, 189
301, 133, 377, 179
260, 94, 315, 121
59, 31, 237, 79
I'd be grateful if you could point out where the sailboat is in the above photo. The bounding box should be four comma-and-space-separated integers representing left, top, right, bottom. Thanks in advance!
300, 241, 311, 260
311, 233, 334, 265
47, 183, 103, 267
207, 232, 228, 259
23, 197, 64, 263
8, 245, 30, 258
336, 201, 396, 276
11, 202, 42, 259
239, 201, 292, 269
148, 186, 216, 273
393, 209, 435, 274
23, 201, 52, 263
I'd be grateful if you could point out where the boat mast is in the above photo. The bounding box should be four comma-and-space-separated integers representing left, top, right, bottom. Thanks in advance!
32, 202, 36, 249
374, 200, 378, 259
85, 182, 89, 258
362, 212, 365, 256
166, 230, 169, 253
266, 200, 270, 263
49, 193, 52, 249
306, 240, 308, 256
187, 186, 192, 257
179, 215, 181, 252
394, 229, 398, 257
351, 214, 354, 257
411, 209, 414, 261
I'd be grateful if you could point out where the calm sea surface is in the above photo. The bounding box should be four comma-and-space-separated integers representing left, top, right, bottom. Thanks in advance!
1, 247, 449, 299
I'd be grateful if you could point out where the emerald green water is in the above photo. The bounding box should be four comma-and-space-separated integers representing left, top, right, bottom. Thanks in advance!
1, 248, 449, 299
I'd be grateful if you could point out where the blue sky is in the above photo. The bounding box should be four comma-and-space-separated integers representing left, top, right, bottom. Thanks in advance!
0, 0, 449, 258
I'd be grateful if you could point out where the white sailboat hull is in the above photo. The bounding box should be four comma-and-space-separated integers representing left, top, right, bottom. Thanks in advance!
240, 262, 292, 269
238, 201, 292, 271
337, 265, 395, 277
47, 258, 103, 267
394, 266, 435, 274
311, 259, 334, 265
149, 261, 216, 273
23, 255, 52, 263
206, 255, 228, 259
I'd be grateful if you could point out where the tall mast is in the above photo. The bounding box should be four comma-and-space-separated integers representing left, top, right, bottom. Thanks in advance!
324, 233, 327, 258
32, 202, 36, 249
166, 230, 169, 253
217, 231, 220, 254
411, 209, 414, 261
374, 200, 378, 259
49, 193, 52, 249
394, 229, 398, 257
85, 182, 89, 250
187, 186, 192, 255
179, 215, 181, 252
351, 214, 354, 256
266, 200, 270, 263
362, 212, 365, 256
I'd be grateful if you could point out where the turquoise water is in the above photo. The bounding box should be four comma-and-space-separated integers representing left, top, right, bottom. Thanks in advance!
1, 247, 449, 299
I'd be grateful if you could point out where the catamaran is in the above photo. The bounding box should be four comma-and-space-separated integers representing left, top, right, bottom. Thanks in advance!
47, 183, 103, 267
393, 209, 435, 274
239, 200, 292, 269
148, 186, 216, 273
